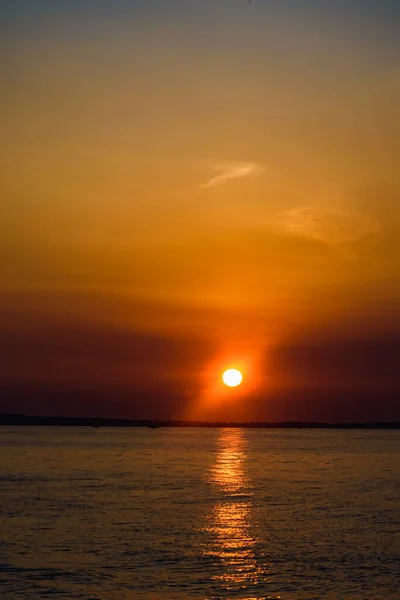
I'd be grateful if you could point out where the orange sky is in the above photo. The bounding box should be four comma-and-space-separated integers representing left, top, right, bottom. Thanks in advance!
1, 1, 399, 420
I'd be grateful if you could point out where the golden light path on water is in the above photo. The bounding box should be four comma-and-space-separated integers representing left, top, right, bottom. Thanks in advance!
204, 429, 281, 600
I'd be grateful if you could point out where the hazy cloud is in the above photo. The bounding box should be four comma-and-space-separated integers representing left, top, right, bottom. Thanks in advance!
266, 205, 382, 244
199, 161, 264, 189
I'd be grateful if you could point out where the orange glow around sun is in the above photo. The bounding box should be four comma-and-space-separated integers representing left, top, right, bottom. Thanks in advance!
182, 347, 263, 421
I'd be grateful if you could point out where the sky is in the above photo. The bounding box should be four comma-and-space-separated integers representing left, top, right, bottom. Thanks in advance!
1, 0, 399, 421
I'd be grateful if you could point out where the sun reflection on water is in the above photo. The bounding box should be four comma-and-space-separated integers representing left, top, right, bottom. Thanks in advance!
204, 429, 280, 599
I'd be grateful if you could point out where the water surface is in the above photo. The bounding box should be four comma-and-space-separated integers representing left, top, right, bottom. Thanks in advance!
1, 427, 399, 599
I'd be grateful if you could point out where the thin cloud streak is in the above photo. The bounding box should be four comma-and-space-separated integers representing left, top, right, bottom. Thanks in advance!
199, 161, 264, 189
265, 205, 382, 244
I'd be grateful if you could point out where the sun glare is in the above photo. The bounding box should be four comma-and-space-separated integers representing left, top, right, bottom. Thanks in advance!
222, 368, 243, 388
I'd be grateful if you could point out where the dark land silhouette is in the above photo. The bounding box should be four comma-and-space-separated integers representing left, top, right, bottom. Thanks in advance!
1, 413, 399, 429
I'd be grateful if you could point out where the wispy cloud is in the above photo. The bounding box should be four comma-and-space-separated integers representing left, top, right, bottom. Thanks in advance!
199, 161, 264, 189
266, 205, 381, 244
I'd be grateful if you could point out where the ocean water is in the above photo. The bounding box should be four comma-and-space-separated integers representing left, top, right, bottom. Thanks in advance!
0, 427, 399, 600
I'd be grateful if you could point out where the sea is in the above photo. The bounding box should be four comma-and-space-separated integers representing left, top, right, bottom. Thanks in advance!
1, 426, 399, 600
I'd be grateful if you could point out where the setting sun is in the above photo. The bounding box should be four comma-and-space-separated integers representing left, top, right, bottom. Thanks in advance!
222, 369, 243, 388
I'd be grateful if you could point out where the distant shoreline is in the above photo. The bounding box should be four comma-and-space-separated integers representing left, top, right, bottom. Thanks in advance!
1, 414, 399, 429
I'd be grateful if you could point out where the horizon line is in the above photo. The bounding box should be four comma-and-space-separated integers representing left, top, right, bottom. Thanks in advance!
1, 413, 399, 429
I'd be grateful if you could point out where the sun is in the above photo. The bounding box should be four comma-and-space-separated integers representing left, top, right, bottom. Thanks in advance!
222, 368, 243, 388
